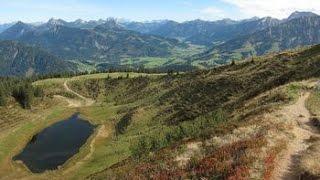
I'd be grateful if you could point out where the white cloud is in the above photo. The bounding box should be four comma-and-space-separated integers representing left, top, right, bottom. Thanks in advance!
222, 0, 320, 19
199, 7, 226, 20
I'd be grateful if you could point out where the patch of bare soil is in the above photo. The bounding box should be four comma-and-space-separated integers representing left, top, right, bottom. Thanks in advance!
53, 95, 82, 108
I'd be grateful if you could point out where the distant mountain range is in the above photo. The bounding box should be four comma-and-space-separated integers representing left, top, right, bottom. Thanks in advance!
122, 11, 319, 47
0, 23, 15, 33
0, 19, 184, 62
120, 11, 320, 66
0, 11, 320, 75
0, 41, 76, 76
1, 11, 317, 47
39, 18, 111, 29
194, 14, 320, 65
122, 18, 280, 46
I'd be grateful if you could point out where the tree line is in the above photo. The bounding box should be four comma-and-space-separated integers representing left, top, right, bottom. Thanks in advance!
34, 67, 189, 81
0, 64, 191, 108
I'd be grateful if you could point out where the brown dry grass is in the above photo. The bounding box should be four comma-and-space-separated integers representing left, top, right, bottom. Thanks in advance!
296, 88, 320, 179
298, 140, 320, 178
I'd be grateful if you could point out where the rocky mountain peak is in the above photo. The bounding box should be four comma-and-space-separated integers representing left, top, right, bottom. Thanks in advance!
287, 11, 318, 21
47, 18, 67, 26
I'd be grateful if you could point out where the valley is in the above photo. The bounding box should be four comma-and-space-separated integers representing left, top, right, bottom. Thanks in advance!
0, 11, 320, 76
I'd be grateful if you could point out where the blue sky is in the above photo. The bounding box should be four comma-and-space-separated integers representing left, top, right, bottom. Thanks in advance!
0, 0, 319, 23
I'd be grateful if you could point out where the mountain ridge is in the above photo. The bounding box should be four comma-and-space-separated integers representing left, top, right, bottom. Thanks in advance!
194, 15, 320, 65
121, 11, 319, 46
0, 40, 76, 76
1, 11, 318, 44
0, 19, 185, 63
0, 11, 320, 76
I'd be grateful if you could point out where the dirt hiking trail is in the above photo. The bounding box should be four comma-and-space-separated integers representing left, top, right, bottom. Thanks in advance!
63, 80, 95, 106
54, 80, 95, 108
273, 92, 319, 180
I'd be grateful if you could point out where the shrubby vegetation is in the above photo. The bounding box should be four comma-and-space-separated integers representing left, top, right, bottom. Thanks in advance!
75, 46, 320, 163
116, 109, 135, 135
12, 83, 34, 109
0, 77, 44, 108
89, 44, 320, 179
130, 109, 226, 158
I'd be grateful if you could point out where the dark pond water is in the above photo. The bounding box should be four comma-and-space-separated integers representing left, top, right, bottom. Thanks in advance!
13, 113, 95, 173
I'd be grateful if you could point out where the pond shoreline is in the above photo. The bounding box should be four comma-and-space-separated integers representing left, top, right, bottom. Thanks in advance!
13, 113, 95, 173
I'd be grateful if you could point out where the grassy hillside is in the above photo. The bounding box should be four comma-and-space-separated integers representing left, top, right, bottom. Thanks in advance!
0, 45, 320, 179
73, 46, 319, 178
86, 45, 320, 179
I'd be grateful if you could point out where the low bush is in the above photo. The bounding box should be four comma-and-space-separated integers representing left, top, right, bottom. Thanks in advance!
130, 110, 226, 158
0, 78, 45, 108
126, 134, 266, 179
116, 109, 135, 135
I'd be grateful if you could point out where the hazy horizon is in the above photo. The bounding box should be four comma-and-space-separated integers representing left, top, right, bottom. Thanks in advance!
1, 10, 319, 25
0, 0, 320, 23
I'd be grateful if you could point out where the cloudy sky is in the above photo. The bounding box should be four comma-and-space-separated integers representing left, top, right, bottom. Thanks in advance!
0, 0, 319, 23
